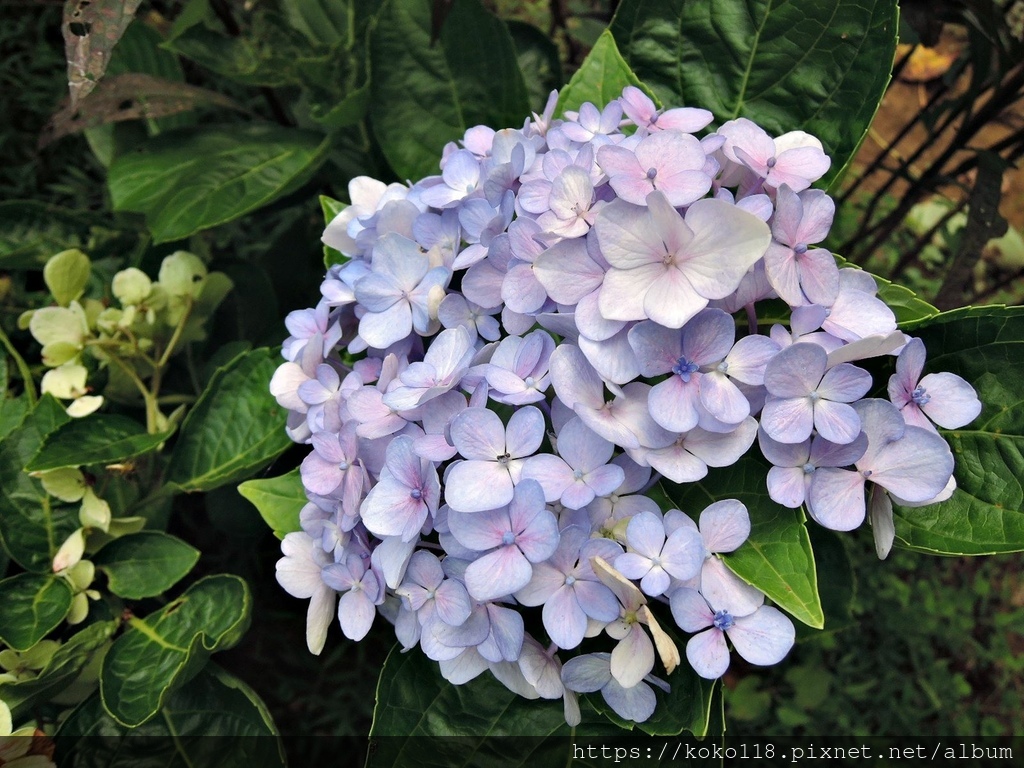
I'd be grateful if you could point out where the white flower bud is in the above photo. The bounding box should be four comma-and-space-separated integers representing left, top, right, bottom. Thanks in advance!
112, 267, 152, 306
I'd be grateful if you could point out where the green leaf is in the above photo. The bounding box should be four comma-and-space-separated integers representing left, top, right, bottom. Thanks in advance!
100, 574, 251, 727
320, 194, 348, 267
506, 20, 563, 114
0, 620, 118, 720
0, 353, 30, 442
893, 306, 1024, 555
0, 201, 97, 270
57, 665, 285, 768
93, 532, 200, 599
610, 0, 899, 188
166, 348, 292, 493
556, 30, 656, 116
804, 526, 855, 635
662, 455, 824, 628
43, 249, 91, 306
369, 0, 530, 180
0, 573, 74, 651
238, 469, 305, 539
108, 125, 330, 243
27, 414, 172, 472
0, 396, 78, 573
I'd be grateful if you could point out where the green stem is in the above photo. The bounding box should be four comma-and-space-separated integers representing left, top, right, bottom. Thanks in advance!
0, 324, 38, 406
157, 298, 194, 371
107, 354, 161, 434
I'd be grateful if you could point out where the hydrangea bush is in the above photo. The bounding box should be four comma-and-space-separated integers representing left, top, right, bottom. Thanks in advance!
270, 84, 982, 724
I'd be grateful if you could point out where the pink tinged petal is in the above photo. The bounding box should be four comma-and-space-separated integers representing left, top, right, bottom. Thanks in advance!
561, 480, 597, 510
338, 589, 375, 640
686, 628, 731, 679
506, 406, 546, 458
447, 507, 511, 551
611, 625, 655, 688
919, 372, 982, 428
699, 372, 750, 425
727, 605, 795, 666
502, 263, 547, 314
522, 454, 574, 502
682, 418, 757, 467
449, 407, 506, 459
355, 272, 402, 312
794, 189, 836, 243
798, 249, 840, 306
644, 267, 710, 329
360, 478, 429, 541
544, 585, 589, 649
866, 425, 954, 502
465, 546, 533, 601
373, 536, 416, 589
649, 376, 701, 433
533, 238, 606, 305
595, 199, 667, 271
579, 331, 640, 385
599, 264, 666, 322
661, 526, 705, 580
644, 443, 708, 484
625, 510, 666, 558
771, 184, 804, 244
764, 343, 826, 397
760, 397, 814, 444
810, 431, 868, 467
384, 435, 427, 490
758, 429, 810, 467
700, 557, 764, 616
515, 561, 567, 606
574, 291, 625, 342
516, 510, 560, 563
699, 499, 750, 553
584, 464, 626, 499
764, 244, 804, 306
669, 587, 714, 632
818, 363, 872, 402
301, 452, 343, 496
769, 146, 831, 190
726, 335, 780, 385
812, 400, 862, 445
767, 466, 808, 507
894, 337, 926, 391
550, 344, 604, 411
807, 467, 866, 531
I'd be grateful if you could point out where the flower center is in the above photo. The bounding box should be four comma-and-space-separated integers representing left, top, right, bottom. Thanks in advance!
497, 452, 511, 467
716, 361, 729, 374
573, 469, 584, 480
338, 461, 350, 471
646, 167, 658, 180
766, 157, 777, 169
524, 376, 536, 388
911, 385, 931, 406
502, 531, 516, 546
794, 243, 808, 255
713, 609, 735, 631
410, 488, 422, 500
672, 357, 700, 382
565, 575, 577, 587
802, 462, 815, 474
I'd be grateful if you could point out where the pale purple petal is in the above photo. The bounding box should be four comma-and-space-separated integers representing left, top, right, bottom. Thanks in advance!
686, 628, 730, 679
760, 397, 815, 444
601, 677, 657, 723
669, 587, 714, 632
465, 546, 533, 601
919, 372, 982, 429
806, 467, 866, 531
544, 585, 589, 649
610, 625, 655, 688
699, 499, 750, 553
727, 605, 795, 666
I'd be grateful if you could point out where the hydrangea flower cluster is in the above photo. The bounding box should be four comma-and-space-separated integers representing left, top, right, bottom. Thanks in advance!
271, 87, 982, 724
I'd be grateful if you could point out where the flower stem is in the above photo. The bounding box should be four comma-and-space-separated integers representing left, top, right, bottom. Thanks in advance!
0, 324, 37, 406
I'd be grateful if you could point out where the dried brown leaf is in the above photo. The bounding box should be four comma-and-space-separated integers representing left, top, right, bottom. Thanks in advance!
40, 73, 243, 147
63, 0, 145, 106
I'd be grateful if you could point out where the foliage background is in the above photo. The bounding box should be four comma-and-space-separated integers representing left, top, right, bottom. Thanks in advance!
0, 0, 1022, 765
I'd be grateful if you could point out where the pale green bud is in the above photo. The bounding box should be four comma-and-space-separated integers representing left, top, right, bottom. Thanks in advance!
79, 489, 111, 532
52, 528, 86, 572
40, 364, 88, 399
67, 592, 89, 625
18, 640, 60, 671
66, 395, 103, 418
159, 251, 207, 297
44, 249, 91, 306
41, 341, 81, 367
39, 468, 87, 503
107, 516, 146, 537
66, 560, 95, 592
96, 307, 123, 335
112, 267, 153, 306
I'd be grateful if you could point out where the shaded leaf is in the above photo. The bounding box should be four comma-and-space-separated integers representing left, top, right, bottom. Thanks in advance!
27, 414, 172, 472
369, 0, 530, 180
610, 0, 899, 188
0, 396, 78, 573
238, 469, 305, 540
662, 455, 824, 629
57, 665, 285, 767
321, 195, 347, 267
108, 125, 329, 243
894, 306, 1024, 554
166, 349, 291, 493
41, 73, 243, 147
100, 574, 251, 727
0, 620, 118, 720
0, 202, 97, 270
63, 0, 144, 106
93, 532, 200, 599
506, 19, 563, 113
556, 30, 655, 116
0, 573, 74, 651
